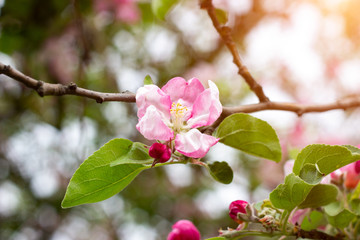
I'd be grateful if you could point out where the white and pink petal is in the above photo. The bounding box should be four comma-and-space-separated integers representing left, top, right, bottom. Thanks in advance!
162, 77, 205, 106
136, 105, 173, 141
175, 129, 219, 158
187, 80, 222, 128
136, 85, 171, 119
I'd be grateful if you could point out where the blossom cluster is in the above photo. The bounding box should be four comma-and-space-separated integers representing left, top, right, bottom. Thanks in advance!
136, 77, 222, 163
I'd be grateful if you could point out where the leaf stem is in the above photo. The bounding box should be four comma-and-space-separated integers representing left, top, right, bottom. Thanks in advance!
281, 210, 291, 233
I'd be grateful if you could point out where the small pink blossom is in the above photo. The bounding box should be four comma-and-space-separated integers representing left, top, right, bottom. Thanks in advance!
289, 208, 310, 225
149, 143, 171, 163
94, 0, 140, 24
331, 161, 360, 189
167, 220, 201, 240
229, 200, 249, 224
136, 77, 222, 158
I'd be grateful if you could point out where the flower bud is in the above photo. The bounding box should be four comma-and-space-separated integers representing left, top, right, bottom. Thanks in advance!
355, 160, 360, 174
167, 220, 201, 240
229, 200, 249, 224
149, 143, 171, 163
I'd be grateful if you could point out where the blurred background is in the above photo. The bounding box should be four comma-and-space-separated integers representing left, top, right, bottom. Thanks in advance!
1, 0, 360, 239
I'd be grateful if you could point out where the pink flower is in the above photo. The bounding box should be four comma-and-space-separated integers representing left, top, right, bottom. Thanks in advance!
136, 77, 222, 158
167, 220, 201, 240
289, 209, 310, 225
229, 200, 249, 224
149, 143, 171, 163
94, 0, 140, 24
330, 160, 360, 189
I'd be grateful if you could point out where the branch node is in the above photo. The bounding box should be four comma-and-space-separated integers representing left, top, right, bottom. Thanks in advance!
2, 65, 11, 73
68, 82, 77, 91
96, 97, 104, 103
36, 81, 45, 97
297, 110, 304, 117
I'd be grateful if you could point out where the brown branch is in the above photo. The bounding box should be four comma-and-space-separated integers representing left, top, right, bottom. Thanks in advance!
2, 61, 360, 126
0, 62, 135, 103
199, 0, 269, 103
202, 97, 360, 134
294, 225, 343, 240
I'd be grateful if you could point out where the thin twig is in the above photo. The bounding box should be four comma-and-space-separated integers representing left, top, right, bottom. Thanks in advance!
0, 62, 135, 103
199, 0, 269, 103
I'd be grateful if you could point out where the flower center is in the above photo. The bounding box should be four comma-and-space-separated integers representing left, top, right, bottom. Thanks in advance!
170, 102, 188, 133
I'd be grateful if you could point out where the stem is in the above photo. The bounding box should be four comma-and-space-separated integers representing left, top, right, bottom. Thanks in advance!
353, 218, 360, 240
281, 210, 291, 233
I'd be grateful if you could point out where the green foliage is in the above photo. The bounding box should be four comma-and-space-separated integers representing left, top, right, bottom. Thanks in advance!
151, 0, 179, 20
206, 237, 226, 240
269, 173, 337, 211
62, 139, 150, 208
293, 144, 360, 176
297, 184, 338, 209
215, 113, 282, 162
298, 163, 323, 184
144, 75, 154, 85
301, 210, 325, 231
215, 8, 228, 24
110, 141, 153, 166
207, 161, 233, 184
324, 202, 356, 228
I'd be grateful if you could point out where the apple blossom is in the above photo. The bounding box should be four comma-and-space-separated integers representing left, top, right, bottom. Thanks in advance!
149, 142, 171, 163
136, 77, 222, 158
167, 220, 201, 240
229, 200, 249, 224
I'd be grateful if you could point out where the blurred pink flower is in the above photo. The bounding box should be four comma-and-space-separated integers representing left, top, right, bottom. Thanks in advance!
136, 77, 222, 158
229, 200, 249, 224
289, 208, 310, 225
149, 142, 171, 163
167, 220, 201, 240
331, 161, 360, 189
94, 0, 140, 24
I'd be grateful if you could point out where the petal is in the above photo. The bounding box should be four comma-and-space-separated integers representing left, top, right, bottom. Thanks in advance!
187, 80, 222, 128
175, 129, 218, 158
136, 105, 173, 141
161, 77, 187, 103
162, 77, 205, 106
182, 78, 205, 105
136, 85, 171, 119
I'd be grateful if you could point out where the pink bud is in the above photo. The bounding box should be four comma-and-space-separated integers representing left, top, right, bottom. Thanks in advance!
229, 200, 248, 224
355, 161, 360, 174
167, 220, 201, 240
149, 143, 171, 163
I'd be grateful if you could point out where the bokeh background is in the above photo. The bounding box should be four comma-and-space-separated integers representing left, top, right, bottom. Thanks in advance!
1, 0, 360, 239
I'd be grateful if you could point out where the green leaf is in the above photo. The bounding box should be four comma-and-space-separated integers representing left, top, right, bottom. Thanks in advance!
298, 184, 338, 209
299, 163, 323, 184
350, 199, 360, 215
62, 139, 149, 208
270, 173, 337, 211
324, 202, 356, 228
293, 144, 360, 175
301, 210, 325, 231
205, 238, 226, 240
151, 0, 179, 20
144, 75, 154, 85
270, 174, 312, 211
207, 161, 233, 184
110, 142, 153, 166
215, 113, 281, 162
215, 8, 228, 24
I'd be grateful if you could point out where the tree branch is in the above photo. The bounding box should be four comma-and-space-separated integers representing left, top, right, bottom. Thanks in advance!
0, 62, 135, 103
199, 0, 269, 103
